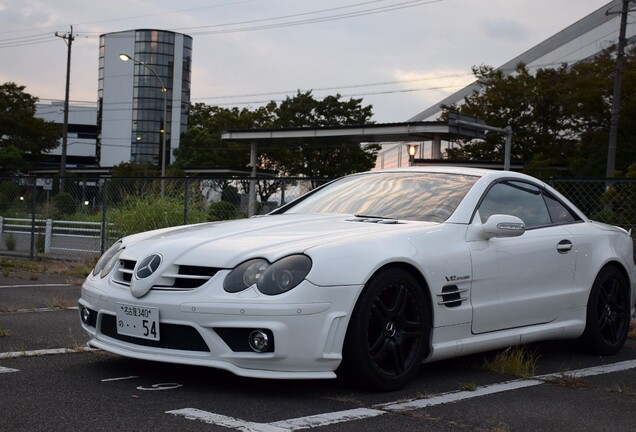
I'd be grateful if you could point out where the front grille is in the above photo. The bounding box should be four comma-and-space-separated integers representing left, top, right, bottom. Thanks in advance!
113, 259, 136, 285
156, 265, 220, 290
112, 259, 220, 291
100, 314, 210, 352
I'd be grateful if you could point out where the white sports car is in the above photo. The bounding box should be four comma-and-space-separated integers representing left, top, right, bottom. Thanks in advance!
79, 167, 636, 390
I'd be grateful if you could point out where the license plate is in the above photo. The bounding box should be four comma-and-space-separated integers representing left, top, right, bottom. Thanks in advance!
116, 303, 160, 341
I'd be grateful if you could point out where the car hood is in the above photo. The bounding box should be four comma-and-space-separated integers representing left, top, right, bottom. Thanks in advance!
119, 213, 430, 268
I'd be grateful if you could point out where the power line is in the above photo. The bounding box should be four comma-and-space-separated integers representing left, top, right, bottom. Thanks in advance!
186, 0, 444, 35
0, 0, 443, 47
173, 0, 426, 33
0, 35, 58, 48
193, 72, 474, 101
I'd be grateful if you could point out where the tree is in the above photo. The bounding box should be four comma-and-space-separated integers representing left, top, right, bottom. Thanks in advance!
269, 92, 379, 179
444, 63, 578, 176
174, 103, 276, 169
0, 82, 60, 174
442, 47, 636, 177
173, 92, 379, 180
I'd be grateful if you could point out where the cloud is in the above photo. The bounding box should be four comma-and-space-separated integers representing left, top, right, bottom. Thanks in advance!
480, 17, 529, 42
393, 69, 476, 95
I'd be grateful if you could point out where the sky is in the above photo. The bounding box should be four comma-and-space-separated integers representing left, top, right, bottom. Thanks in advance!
0, 0, 618, 123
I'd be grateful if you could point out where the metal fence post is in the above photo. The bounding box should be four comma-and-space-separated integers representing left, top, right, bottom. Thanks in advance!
30, 178, 36, 259
100, 178, 108, 255
280, 179, 286, 207
184, 177, 189, 225
45, 219, 52, 253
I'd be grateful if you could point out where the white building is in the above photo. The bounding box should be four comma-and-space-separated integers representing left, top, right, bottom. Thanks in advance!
35, 101, 98, 169
375, 0, 636, 169
98, 29, 192, 167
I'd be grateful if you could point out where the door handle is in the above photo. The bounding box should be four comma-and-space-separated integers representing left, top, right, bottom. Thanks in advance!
557, 240, 573, 254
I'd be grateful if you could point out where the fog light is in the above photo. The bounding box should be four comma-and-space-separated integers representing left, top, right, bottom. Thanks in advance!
80, 307, 91, 324
249, 330, 269, 353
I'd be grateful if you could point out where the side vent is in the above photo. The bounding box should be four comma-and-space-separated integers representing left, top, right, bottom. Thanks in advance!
436, 285, 468, 308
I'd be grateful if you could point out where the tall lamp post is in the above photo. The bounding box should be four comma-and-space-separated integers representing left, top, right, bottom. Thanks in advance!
119, 53, 168, 196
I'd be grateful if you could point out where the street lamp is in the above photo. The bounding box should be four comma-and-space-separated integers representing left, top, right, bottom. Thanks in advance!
406, 144, 419, 166
120, 53, 168, 196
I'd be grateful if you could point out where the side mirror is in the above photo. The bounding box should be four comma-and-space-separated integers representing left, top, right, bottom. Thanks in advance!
482, 214, 526, 239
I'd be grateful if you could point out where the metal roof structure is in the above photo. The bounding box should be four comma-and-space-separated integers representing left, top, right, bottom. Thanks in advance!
221, 118, 489, 217
221, 120, 483, 143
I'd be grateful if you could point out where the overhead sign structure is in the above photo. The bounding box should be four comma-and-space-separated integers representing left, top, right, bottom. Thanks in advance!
447, 112, 513, 171
447, 112, 487, 140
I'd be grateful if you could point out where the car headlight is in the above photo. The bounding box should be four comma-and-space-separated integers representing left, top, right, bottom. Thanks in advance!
224, 255, 312, 295
92, 241, 124, 278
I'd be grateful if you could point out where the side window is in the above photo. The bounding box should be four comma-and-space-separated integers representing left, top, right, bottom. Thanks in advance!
543, 193, 577, 224
478, 181, 551, 228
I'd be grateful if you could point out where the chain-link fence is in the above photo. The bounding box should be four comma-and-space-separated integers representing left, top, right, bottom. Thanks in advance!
545, 177, 636, 233
0, 176, 634, 261
0, 176, 328, 261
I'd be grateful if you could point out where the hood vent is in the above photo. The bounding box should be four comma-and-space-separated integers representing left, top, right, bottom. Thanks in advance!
348, 217, 404, 224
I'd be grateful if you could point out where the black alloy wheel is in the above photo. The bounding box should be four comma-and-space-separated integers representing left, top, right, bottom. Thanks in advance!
581, 266, 630, 355
340, 268, 430, 391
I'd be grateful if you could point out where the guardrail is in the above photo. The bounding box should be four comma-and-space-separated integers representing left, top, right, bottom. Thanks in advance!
0, 217, 108, 260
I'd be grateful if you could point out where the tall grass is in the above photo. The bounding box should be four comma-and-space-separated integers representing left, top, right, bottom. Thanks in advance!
108, 194, 209, 237
483, 345, 540, 378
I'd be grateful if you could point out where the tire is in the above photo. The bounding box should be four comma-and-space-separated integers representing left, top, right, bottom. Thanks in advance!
339, 268, 430, 391
580, 266, 630, 355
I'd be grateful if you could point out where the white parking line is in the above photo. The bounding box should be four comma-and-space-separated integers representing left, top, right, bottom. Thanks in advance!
378, 379, 543, 412
380, 359, 636, 412
9, 306, 78, 314
166, 408, 387, 432
167, 408, 288, 432
102, 376, 140, 382
270, 408, 386, 430
0, 366, 19, 374
167, 359, 636, 431
0, 347, 93, 359
0, 283, 73, 289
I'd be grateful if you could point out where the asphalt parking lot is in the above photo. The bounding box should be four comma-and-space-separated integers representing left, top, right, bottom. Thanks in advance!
1, 270, 636, 431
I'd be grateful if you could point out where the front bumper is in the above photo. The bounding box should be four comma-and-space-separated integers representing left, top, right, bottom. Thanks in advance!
78, 272, 362, 379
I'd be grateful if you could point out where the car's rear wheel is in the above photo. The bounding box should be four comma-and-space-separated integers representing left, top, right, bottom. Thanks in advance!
581, 266, 630, 355
339, 268, 430, 391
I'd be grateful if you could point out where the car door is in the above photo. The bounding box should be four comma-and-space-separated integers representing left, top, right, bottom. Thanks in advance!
468, 180, 577, 334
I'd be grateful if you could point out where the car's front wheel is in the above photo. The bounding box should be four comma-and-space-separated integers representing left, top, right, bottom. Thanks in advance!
580, 266, 630, 355
339, 268, 430, 391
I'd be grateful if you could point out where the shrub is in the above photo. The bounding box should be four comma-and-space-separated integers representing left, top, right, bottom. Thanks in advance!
52, 192, 76, 218
209, 201, 242, 221
0, 181, 19, 212
109, 195, 208, 237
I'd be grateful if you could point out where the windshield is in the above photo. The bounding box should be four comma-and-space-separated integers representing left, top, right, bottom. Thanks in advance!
281, 172, 478, 222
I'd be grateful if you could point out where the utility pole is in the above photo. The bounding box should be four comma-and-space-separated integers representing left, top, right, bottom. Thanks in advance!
605, 0, 634, 178
55, 25, 74, 191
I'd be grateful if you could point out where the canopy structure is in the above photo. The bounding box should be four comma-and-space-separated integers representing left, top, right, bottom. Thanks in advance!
221, 117, 494, 216
221, 120, 484, 144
